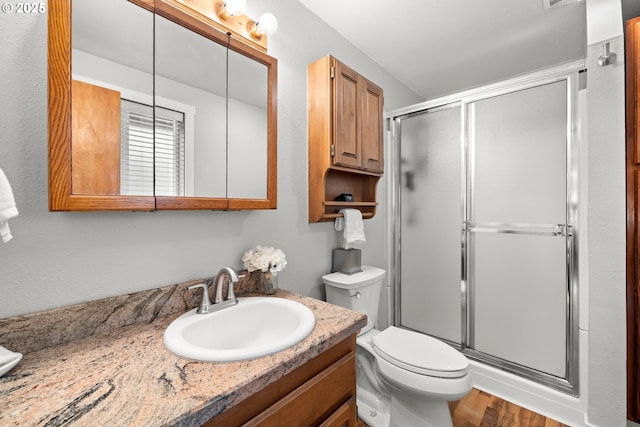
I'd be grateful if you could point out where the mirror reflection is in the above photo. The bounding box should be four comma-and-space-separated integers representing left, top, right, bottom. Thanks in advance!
70, 0, 271, 201
228, 48, 268, 199
72, 0, 153, 196
154, 14, 227, 198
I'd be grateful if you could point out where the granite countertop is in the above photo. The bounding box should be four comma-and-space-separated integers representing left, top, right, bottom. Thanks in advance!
0, 289, 366, 427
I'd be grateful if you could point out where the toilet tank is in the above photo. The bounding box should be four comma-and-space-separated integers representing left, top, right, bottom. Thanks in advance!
322, 266, 385, 334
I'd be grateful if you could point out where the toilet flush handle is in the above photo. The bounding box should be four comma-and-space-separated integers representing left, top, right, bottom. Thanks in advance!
351, 291, 361, 299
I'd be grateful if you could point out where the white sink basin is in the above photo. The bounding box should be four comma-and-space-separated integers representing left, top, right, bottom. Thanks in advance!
163, 297, 316, 362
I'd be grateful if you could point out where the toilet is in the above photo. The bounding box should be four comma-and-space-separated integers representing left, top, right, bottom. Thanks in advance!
323, 266, 472, 427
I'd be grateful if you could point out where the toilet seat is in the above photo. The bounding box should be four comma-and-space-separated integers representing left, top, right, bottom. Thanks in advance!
371, 326, 469, 378
373, 351, 473, 401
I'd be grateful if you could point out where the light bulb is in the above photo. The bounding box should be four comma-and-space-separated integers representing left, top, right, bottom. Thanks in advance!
257, 13, 278, 36
251, 13, 278, 37
221, 0, 246, 19
254, 13, 278, 36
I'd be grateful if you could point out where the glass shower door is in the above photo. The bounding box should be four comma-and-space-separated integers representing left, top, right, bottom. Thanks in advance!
466, 80, 570, 378
398, 105, 462, 344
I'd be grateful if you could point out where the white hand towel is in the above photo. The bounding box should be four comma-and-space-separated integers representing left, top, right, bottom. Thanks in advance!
0, 346, 21, 366
337, 208, 366, 249
0, 345, 22, 378
0, 168, 18, 243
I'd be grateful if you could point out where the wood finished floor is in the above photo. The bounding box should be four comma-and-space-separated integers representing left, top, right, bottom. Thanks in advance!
357, 388, 569, 427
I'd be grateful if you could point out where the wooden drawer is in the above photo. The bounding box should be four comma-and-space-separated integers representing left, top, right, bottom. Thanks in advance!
204, 335, 357, 427
245, 352, 356, 426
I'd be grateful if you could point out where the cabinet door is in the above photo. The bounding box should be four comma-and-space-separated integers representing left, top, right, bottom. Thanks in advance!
333, 60, 361, 169
243, 352, 356, 426
360, 78, 383, 173
71, 80, 121, 195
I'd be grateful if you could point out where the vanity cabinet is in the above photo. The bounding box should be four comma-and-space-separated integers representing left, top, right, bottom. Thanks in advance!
308, 55, 384, 223
204, 334, 358, 426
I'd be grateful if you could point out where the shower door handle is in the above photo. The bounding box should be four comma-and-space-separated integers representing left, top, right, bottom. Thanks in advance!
463, 221, 571, 237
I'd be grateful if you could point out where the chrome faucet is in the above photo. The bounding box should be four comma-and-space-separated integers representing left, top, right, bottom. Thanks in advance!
188, 266, 240, 314
213, 266, 239, 304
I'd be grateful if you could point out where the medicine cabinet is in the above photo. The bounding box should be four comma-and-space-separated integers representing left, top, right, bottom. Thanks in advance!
48, 0, 277, 211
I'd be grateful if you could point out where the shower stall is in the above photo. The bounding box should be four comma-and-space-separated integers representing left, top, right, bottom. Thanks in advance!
387, 62, 583, 395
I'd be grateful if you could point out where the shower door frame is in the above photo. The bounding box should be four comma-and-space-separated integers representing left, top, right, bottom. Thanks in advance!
387, 61, 583, 395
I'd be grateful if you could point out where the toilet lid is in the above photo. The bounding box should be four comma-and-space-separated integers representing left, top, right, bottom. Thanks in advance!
371, 326, 469, 378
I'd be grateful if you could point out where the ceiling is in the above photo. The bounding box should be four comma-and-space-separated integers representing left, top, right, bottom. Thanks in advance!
298, 0, 588, 100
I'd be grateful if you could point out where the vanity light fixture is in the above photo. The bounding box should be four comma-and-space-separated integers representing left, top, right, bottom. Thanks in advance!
169, 0, 278, 52
212, 0, 278, 45
171, 0, 276, 51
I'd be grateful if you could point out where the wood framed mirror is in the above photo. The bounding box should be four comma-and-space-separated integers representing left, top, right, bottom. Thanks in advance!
48, 0, 277, 211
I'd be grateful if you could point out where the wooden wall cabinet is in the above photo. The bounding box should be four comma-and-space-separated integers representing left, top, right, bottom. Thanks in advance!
204, 334, 358, 427
308, 55, 384, 223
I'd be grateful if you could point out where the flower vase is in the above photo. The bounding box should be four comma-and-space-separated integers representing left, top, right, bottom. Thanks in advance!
262, 271, 278, 295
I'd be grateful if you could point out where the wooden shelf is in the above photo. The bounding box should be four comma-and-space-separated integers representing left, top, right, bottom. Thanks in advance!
323, 201, 378, 207
322, 201, 377, 220
309, 168, 381, 222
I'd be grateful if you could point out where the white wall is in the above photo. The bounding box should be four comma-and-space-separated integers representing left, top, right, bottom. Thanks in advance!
0, 0, 422, 318
585, 36, 627, 425
585, 0, 627, 425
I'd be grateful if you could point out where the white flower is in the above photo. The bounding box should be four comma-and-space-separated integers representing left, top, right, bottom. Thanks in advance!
242, 245, 287, 275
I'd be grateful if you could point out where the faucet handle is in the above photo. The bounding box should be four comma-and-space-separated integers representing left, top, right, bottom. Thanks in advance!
188, 283, 212, 314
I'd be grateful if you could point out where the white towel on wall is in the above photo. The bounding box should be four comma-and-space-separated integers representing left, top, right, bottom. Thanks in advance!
0, 168, 18, 243
0, 345, 23, 378
336, 208, 366, 249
